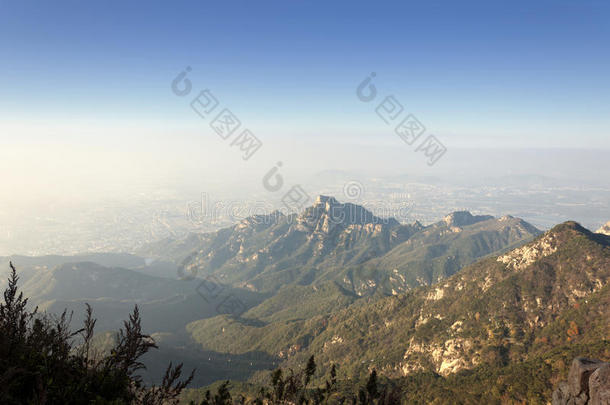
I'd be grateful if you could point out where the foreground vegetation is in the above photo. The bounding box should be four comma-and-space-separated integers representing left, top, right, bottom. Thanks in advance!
0, 262, 400, 404
183, 339, 609, 404
184, 358, 402, 404
0, 262, 193, 404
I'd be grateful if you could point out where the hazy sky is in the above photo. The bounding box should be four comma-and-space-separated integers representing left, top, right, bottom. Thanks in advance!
1, 0, 609, 202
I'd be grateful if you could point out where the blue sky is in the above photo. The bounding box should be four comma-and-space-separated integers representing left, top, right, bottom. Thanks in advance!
1, 0, 610, 149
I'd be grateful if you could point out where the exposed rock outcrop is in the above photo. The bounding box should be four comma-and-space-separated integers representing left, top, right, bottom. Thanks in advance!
442, 211, 493, 228
497, 232, 558, 271
590, 364, 610, 405
597, 221, 610, 236
552, 358, 610, 405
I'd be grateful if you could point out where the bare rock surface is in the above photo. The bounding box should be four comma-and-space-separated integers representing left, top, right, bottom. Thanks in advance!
596, 221, 610, 236
553, 358, 610, 405
589, 363, 610, 405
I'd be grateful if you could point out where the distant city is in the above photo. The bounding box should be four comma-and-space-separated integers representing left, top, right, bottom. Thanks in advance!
2, 173, 608, 256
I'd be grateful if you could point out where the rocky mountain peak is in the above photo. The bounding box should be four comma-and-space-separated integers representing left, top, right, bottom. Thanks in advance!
443, 211, 494, 228
296, 196, 398, 234
314, 195, 338, 207
549, 221, 593, 237
498, 220, 607, 272
596, 221, 610, 236
236, 211, 284, 230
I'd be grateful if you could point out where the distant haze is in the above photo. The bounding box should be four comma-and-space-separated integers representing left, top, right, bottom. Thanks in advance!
1, 1, 609, 254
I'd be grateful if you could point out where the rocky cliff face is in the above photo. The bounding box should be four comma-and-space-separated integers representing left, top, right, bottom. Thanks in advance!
553, 358, 610, 405
176, 196, 411, 291
169, 196, 540, 293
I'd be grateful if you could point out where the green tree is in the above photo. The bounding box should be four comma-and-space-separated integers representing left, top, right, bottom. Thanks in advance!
0, 263, 193, 404
366, 369, 379, 401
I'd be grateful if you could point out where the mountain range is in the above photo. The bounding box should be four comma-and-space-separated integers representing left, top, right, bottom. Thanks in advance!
185, 220, 610, 403
144, 195, 540, 295
3, 196, 608, 403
